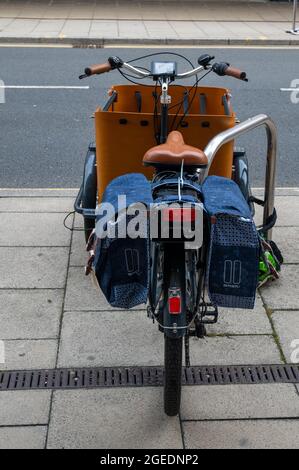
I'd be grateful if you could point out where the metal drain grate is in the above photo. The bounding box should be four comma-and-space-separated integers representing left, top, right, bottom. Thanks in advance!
0, 364, 299, 391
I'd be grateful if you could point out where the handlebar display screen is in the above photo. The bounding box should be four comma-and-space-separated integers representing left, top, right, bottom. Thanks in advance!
151, 61, 177, 77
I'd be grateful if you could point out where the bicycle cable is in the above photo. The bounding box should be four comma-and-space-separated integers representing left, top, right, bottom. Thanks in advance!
174, 69, 212, 131
63, 211, 88, 232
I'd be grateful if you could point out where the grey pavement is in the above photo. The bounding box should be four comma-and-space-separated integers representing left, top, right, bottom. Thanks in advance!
0, 1, 298, 45
183, 419, 299, 449
0, 190, 298, 448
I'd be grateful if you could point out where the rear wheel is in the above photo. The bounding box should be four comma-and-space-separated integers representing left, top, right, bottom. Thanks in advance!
163, 245, 185, 416
164, 336, 183, 416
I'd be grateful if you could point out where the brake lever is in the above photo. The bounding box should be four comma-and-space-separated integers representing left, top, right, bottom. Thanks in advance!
198, 54, 215, 69
79, 74, 88, 80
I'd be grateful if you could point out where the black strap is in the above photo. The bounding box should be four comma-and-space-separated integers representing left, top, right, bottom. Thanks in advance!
269, 240, 284, 265
249, 196, 277, 233
259, 208, 277, 234
199, 93, 207, 114
135, 91, 142, 113
249, 195, 264, 206
183, 91, 189, 115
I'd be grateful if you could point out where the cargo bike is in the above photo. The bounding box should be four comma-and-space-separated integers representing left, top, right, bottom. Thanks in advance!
74, 52, 282, 416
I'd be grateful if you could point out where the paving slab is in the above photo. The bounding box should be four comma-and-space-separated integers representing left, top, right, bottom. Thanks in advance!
57, 310, 279, 368
0, 247, 69, 289
272, 227, 299, 264
0, 390, 51, 426
207, 295, 272, 335
272, 311, 299, 364
0, 213, 71, 247
89, 20, 119, 38
2, 19, 39, 33
181, 383, 299, 420
61, 19, 91, 35
190, 334, 282, 365
0, 289, 63, 339
47, 388, 182, 449
253, 195, 299, 228
65, 267, 146, 311
274, 196, 299, 227
260, 265, 299, 311
118, 20, 149, 39
194, 20, 232, 39
1, 339, 57, 370
68, 7, 95, 21
69, 230, 87, 267
0, 18, 14, 29
0, 196, 74, 212
0, 426, 47, 450
183, 419, 299, 449
58, 310, 163, 368
171, 21, 208, 40
144, 20, 178, 39
94, 5, 120, 21
31, 19, 65, 34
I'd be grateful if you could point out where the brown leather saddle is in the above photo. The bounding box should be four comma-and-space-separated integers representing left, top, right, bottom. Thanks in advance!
143, 131, 208, 169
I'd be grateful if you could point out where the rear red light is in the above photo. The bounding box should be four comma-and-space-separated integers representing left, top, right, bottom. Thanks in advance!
161, 207, 196, 223
168, 296, 181, 314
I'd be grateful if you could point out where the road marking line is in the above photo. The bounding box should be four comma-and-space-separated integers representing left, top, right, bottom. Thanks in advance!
0, 85, 89, 90
280, 88, 299, 91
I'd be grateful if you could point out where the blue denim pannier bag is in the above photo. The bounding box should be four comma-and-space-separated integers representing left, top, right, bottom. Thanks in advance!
93, 173, 153, 309
202, 176, 260, 309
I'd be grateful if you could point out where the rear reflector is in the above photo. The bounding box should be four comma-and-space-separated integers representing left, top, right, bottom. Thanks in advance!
162, 207, 196, 223
168, 295, 181, 314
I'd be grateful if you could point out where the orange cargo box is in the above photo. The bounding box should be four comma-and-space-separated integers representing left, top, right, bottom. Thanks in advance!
95, 85, 236, 200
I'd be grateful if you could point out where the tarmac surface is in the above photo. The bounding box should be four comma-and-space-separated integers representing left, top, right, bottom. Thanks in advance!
0, 46, 298, 188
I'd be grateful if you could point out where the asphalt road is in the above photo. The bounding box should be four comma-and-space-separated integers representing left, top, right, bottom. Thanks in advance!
0, 46, 298, 187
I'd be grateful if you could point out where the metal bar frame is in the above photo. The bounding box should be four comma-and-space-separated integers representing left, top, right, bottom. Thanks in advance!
203, 114, 277, 239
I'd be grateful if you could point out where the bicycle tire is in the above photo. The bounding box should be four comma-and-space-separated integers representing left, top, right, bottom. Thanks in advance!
163, 245, 185, 416
164, 336, 183, 416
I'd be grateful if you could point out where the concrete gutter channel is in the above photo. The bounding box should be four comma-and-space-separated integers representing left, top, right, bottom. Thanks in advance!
0, 188, 298, 448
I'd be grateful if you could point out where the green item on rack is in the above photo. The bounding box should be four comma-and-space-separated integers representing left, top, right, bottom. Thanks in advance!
258, 238, 281, 287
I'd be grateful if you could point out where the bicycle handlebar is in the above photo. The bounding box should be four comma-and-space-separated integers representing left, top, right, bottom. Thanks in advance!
85, 62, 112, 76
79, 56, 248, 82
225, 66, 247, 81
212, 62, 248, 81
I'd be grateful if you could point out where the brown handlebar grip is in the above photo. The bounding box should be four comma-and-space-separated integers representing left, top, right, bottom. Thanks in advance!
85, 63, 112, 76
224, 66, 247, 81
